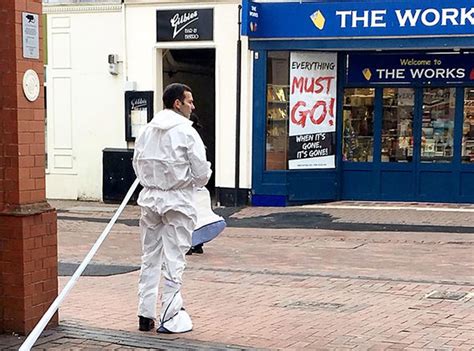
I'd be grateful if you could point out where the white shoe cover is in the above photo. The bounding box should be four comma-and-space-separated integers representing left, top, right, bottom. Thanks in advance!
161, 309, 193, 333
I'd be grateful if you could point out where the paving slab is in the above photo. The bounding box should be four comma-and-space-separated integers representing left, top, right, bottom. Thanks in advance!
2, 200, 473, 350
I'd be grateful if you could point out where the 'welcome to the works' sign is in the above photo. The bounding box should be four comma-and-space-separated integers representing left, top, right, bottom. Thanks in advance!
347, 53, 474, 85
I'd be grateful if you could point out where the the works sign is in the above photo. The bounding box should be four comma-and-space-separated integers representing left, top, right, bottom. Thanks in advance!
347, 53, 474, 85
241, 0, 474, 38
157, 9, 213, 42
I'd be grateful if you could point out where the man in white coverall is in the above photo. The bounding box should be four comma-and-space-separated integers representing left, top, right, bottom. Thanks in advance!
133, 83, 211, 334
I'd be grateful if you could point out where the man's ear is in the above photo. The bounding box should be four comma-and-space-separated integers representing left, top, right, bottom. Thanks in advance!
173, 98, 181, 110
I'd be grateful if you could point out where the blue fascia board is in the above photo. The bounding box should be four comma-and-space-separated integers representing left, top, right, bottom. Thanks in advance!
242, 0, 474, 39
249, 37, 474, 51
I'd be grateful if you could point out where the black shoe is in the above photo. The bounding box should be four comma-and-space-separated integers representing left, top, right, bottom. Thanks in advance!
192, 244, 204, 254
138, 316, 155, 331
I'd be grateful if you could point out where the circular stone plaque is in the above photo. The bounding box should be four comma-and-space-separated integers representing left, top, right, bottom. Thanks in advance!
22, 69, 40, 102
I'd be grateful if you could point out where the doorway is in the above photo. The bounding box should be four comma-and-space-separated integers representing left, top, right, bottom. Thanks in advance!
162, 49, 216, 194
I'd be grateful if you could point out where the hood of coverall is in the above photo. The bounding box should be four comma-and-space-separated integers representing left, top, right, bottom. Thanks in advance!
148, 108, 192, 130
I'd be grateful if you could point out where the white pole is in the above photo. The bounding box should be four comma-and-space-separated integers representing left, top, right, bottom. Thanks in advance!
19, 178, 140, 351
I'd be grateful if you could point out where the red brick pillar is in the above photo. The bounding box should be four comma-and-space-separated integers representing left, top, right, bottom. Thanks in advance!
0, 0, 58, 335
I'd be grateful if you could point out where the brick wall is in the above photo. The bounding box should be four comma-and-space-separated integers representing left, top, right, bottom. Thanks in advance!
0, 0, 58, 335
0, 0, 17, 334
0, 211, 58, 333
0, 0, 17, 213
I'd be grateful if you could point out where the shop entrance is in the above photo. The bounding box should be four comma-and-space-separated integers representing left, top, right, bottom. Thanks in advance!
251, 49, 474, 205
341, 85, 474, 202
162, 49, 216, 193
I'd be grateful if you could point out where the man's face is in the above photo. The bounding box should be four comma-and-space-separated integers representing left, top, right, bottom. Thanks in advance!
175, 91, 195, 118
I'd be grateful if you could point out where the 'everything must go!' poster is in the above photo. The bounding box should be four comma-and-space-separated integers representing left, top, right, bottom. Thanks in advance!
289, 52, 337, 169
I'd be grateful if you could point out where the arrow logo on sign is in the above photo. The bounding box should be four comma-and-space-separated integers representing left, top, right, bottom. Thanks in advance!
362, 68, 372, 81
310, 10, 326, 30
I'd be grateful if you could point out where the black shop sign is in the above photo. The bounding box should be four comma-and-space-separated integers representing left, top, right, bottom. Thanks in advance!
157, 9, 213, 42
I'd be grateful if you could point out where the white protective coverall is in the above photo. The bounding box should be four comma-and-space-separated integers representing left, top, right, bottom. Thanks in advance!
133, 108, 211, 333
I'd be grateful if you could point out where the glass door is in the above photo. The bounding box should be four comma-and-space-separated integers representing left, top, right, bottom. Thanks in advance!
341, 85, 462, 201
378, 87, 417, 200
462, 88, 474, 163
421, 88, 456, 163
342, 88, 375, 162
381, 88, 415, 163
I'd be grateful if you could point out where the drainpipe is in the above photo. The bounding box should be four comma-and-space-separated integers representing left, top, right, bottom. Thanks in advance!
121, 0, 128, 82
234, 4, 242, 207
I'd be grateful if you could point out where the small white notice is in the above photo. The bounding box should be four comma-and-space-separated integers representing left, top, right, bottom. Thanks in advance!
22, 12, 39, 59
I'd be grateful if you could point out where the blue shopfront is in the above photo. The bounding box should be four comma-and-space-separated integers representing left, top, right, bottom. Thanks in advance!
243, 0, 474, 205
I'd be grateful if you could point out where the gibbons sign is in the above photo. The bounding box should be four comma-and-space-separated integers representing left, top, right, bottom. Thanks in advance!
157, 9, 213, 42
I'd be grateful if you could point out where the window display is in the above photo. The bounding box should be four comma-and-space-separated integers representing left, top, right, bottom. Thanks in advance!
266, 51, 289, 170
421, 88, 455, 163
462, 88, 474, 163
343, 88, 374, 162
381, 88, 414, 162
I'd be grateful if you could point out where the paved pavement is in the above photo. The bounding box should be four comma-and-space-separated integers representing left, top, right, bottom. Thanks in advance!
1, 200, 474, 350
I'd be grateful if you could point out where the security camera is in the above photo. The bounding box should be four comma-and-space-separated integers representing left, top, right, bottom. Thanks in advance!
108, 54, 118, 64
108, 54, 119, 75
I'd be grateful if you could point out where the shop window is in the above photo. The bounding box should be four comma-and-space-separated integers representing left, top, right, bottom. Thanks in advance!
421, 88, 455, 163
462, 88, 474, 163
381, 88, 414, 162
343, 88, 374, 162
266, 51, 289, 170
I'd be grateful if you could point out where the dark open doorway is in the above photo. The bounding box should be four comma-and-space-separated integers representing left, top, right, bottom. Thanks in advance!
162, 48, 216, 194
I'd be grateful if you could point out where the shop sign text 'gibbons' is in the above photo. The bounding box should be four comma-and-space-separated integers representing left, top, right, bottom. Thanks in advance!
241, 0, 474, 38
157, 9, 213, 42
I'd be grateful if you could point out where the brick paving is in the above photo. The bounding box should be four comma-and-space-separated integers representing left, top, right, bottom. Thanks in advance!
2, 200, 474, 350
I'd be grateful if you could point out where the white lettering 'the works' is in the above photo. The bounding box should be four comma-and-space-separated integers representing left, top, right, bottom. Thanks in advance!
335, 7, 474, 29
336, 10, 386, 28
395, 7, 474, 27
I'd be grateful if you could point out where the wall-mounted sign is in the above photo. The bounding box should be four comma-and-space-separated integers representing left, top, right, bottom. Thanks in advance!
157, 9, 213, 42
347, 53, 474, 85
241, 0, 261, 37
22, 69, 40, 102
288, 52, 337, 170
22, 12, 39, 59
125, 91, 154, 142
241, 0, 474, 39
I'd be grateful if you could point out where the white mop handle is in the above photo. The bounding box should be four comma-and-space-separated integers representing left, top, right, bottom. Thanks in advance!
19, 178, 140, 351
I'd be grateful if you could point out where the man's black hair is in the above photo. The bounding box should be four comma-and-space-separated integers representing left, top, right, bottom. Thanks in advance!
162, 83, 192, 109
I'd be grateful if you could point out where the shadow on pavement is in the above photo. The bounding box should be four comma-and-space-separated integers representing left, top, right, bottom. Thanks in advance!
58, 262, 140, 277
58, 210, 474, 234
